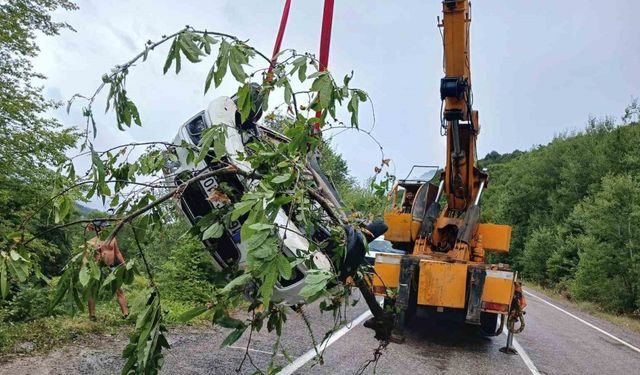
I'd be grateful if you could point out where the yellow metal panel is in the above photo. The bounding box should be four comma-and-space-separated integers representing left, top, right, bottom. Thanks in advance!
482, 270, 514, 305
477, 223, 512, 253
410, 220, 421, 241
383, 212, 413, 243
372, 254, 401, 289
417, 260, 467, 308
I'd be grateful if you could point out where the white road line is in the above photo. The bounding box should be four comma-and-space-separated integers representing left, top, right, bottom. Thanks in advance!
227, 345, 284, 357
525, 290, 640, 354
278, 309, 373, 375
502, 330, 541, 374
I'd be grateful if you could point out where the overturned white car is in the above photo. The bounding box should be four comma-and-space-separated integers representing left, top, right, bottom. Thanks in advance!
162, 91, 348, 305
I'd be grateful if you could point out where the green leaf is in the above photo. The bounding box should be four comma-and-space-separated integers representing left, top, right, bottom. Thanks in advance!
102, 271, 117, 287
204, 65, 215, 93
202, 222, 224, 240
311, 73, 333, 110
213, 127, 227, 159
91, 149, 105, 185
289, 56, 307, 82
299, 270, 332, 299
72, 286, 84, 311
90, 261, 101, 281
7, 257, 28, 282
284, 80, 293, 105
220, 327, 246, 348
137, 304, 157, 350
259, 267, 278, 307
271, 173, 291, 184
195, 127, 216, 164
298, 60, 307, 82
178, 33, 203, 63
343, 72, 353, 87
203, 39, 212, 55
204, 33, 218, 47
215, 315, 246, 330
244, 230, 271, 252
221, 273, 252, 294
175, 45, 182, 74
79, 265, 90, 287
231, 200, 255, 221
143, 46, 149, 62
163, 38, 178, 74
9, 250, 25, 262
248, 223, 273, 231
251, 240, 278, 260
299, 282, 325, 299
228, 46, 247, 82
276, 255, 292, 280
178, 305, 208, 322
236, 84, 253, 123
129, 101, 142, 126
0, 260, 7, 299
213, 40, 231, 87
348, 93, 359, 127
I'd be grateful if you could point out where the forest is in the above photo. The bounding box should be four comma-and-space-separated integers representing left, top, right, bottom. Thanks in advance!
481, 107, 640, 314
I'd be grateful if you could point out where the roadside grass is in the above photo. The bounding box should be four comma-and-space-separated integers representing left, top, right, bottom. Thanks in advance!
523, 282, 640, 335
0, 304, 131, 357
0, 280, 213, 358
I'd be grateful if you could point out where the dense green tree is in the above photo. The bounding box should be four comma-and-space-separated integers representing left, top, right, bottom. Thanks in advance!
480, 110, 640, 313
0, 0, 78, 299
570, 174, 640, 312
521, 226, 562, 284
0, 0, 78, 177
545, 234, 582, 287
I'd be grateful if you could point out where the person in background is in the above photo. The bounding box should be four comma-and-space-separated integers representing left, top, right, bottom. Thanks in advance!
403, 191, 415, 213
85, 222, 129, 321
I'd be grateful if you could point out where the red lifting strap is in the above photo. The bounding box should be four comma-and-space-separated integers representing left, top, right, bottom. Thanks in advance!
318, 0, 334, 72
269, 0, 334, 72
314, 0, 335, 132
268, 0, 335, 133
267, 0, 292, 80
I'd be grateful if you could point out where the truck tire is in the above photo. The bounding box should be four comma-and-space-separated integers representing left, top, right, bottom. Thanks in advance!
480, 312, 499, 335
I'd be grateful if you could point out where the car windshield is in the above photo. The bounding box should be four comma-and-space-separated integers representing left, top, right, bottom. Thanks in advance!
403, 166, 439, 182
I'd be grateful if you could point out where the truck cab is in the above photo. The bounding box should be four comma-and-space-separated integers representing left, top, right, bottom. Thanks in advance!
383, 165, 440, 248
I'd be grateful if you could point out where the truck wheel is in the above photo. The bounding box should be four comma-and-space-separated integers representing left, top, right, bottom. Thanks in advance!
480, 312, 499, 335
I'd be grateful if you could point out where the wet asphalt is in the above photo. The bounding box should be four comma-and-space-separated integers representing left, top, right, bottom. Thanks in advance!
1, 288, 639, 374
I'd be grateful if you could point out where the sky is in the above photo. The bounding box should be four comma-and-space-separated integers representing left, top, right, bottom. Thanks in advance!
36, 0, 640, 187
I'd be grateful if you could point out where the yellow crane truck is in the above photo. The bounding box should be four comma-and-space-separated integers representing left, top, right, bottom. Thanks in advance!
367, 0, 526, 349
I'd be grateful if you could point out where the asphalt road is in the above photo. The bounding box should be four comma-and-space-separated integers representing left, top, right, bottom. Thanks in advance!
2, 288, 639, 374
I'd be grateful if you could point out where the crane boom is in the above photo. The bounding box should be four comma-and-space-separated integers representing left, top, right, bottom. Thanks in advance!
440, 0, 486, 213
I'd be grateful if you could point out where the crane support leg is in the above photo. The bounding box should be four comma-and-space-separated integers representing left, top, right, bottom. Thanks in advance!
500, 331, 518, 355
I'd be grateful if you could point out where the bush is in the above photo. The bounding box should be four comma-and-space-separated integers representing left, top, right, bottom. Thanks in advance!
521, 226, 562, 284
0, 282, 52, 322
155, 238, 219, 304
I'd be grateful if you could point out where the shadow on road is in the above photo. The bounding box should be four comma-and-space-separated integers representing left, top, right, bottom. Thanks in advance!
403, 318, 496, 354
